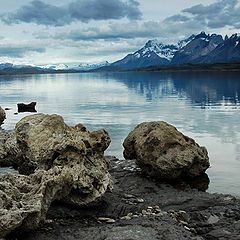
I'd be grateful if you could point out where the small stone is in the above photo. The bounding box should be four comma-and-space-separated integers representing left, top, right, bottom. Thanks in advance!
123, 194, 135, 199
106, 219, 116, 224
136, 198, 144, 203
179, 210, 186, 214
207, 215, 220, 224
132, 215, 139, 218
146, 209, 152, 213
98, 217, 114, 222
147, 206, 153, 210
179, 220, 188, 226
184, 226, 191, 231
121, 216, 132, 220
45, 219, 53, 224
142, 210, 147, 215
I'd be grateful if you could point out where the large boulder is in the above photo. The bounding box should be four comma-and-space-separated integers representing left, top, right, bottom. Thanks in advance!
0, 107, 6, 126
0, 130, 20, 168
0, 114, 112, 237
123, 121, 209, 180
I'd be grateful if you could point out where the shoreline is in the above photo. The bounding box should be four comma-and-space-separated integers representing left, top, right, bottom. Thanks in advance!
0, 62, 240, 76
6, 157, 240, 240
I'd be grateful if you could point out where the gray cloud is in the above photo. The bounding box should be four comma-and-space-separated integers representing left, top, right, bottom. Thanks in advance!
35, 19, 203, 44
33, 0, 240, 44
52, 22, 161, 41
1, 0, 142, 26
0, 46, 45, 57
167, 0, 240, 29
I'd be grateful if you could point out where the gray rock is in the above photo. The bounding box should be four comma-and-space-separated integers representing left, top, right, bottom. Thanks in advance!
0, 130, 20, 168
0, 107, 6, 126
0, 114, 112, 237
123, 121, 209, 180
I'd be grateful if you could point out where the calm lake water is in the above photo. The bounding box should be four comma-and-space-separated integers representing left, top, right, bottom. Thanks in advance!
0, 72, 240, 196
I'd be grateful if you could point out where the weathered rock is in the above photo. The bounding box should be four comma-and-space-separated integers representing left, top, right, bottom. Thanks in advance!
123, 121, 209, 180
0, 130, 20, 168
14, 158, 240, 240
0, 106, 6, 125
0, 114, 112, 237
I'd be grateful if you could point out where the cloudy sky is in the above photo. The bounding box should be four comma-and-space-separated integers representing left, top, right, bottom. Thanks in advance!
0, 0, 240, 65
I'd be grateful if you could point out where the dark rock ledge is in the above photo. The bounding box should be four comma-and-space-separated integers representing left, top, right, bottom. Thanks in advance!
7, 157, 240, 240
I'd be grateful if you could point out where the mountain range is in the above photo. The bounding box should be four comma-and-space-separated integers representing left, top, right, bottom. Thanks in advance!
107, 32, 240, 70
0, 32, 240, 74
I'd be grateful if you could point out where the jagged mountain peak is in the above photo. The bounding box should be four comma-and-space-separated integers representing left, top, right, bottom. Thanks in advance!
230, 33, 240, 39
135, 39, 178, 61
144, 39, 161, 48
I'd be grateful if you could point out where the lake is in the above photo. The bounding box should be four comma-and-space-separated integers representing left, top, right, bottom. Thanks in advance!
0, 72, 240, 196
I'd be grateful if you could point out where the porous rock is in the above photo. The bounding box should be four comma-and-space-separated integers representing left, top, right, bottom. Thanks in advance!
0, 114, 112, 237
123, 121, 209, 180
0, 130, 20, 168
0, 106, 6, 126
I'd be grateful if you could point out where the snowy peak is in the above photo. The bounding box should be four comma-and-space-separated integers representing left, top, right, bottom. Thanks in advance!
172, 31, 224, 64
41, 61, 110, 71
135, 39, 178, 61
44, 64, 69, 70
76, 61, 110, 70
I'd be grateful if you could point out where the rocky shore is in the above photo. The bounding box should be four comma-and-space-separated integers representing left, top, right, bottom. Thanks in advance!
0, 111, 240, 239
8, 157, 240, 240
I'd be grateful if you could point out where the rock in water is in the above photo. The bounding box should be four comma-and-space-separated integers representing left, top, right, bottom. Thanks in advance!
0, 114, 112, 237
123, 121, 209, 180
0, 107, 6, 126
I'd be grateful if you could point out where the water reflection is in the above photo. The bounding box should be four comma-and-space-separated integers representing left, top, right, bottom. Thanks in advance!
0, 72, 239, 196
108, 71, 240, 107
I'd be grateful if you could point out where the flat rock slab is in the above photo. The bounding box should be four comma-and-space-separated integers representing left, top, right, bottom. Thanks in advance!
8, 157, 240, 240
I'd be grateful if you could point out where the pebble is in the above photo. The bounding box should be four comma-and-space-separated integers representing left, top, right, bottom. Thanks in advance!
184, 226, 191, 231
207, 215, 220, 224
98, 217, 116, 224
45, 219, 53, 224
123, 194, 135, 199
142, 210, 147, 215
106, 219, 116, 224
179, 220, 188, 226
121, 215, 132, 220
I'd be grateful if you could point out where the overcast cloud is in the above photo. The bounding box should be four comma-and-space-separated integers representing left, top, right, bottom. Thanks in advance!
0, 0, 239, 65
0, 45, 45, 57
1, 0, 142, 26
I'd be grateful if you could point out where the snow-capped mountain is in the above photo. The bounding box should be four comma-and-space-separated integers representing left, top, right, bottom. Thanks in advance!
172, 32, 224, 64
109, 31, 240, 70
75, 61, 110, 70
42, 61, 110, 71
202, 33, 240, 63
44, 64, 69, 70
111, 40, 178, 69
177, 34, 196, 49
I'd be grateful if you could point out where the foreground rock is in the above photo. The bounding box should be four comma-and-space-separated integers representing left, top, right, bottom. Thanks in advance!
0, 130, 19, 168
0, 114, 112, 237
123, 121, 209, 180
0, 106, 6, 126
10, 158, 240, 240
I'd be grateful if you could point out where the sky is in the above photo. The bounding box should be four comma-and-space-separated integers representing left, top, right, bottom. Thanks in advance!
0, 0, 240, 65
